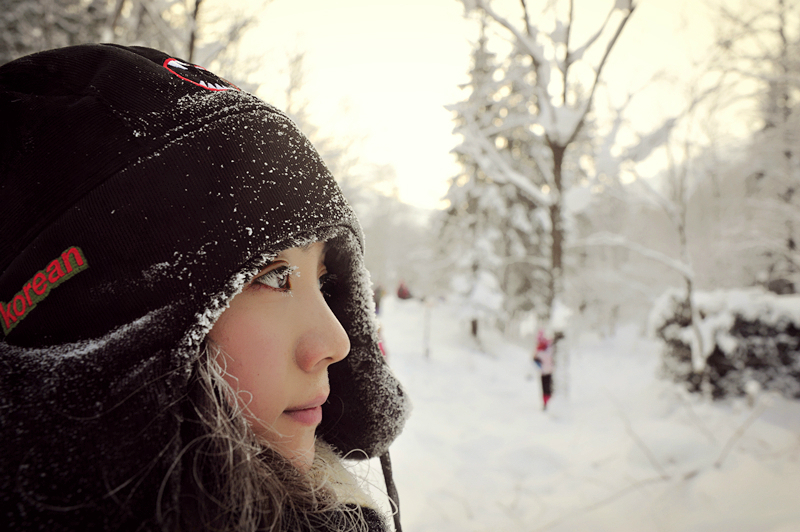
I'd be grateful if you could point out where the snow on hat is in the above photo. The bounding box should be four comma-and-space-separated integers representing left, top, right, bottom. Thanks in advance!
0, 44, 408, 525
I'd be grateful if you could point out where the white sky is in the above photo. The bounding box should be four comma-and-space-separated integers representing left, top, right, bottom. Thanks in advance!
245, 0, 721, 210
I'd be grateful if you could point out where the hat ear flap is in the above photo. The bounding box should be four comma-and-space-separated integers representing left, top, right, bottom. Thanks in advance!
318, 233, 409, 457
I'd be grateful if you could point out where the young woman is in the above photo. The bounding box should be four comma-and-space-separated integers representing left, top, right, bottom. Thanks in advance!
0, 44, 409, 531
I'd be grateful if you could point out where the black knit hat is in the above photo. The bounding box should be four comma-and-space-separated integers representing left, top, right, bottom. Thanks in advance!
0, 44, 408, 528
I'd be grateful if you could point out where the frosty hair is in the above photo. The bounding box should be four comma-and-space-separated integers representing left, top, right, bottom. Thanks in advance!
164, 340, 373, 532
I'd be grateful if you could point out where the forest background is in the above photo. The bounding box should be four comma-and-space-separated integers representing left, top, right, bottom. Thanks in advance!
4, 0, 798, 392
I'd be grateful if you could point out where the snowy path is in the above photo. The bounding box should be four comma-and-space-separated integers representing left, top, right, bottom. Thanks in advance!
369, 296, 800, 532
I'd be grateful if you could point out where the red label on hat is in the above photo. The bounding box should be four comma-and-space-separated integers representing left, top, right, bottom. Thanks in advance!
0, 247, 89, 336
162, 58, 240, 92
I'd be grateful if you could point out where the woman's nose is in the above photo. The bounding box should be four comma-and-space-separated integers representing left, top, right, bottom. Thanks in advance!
294, 290, 350, 373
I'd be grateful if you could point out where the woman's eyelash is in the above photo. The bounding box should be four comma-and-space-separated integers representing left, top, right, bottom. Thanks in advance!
251, 266, 334, 295
253, 265, 295, 291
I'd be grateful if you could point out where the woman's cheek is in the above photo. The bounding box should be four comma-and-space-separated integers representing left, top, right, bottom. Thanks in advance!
226, 319, 286, 385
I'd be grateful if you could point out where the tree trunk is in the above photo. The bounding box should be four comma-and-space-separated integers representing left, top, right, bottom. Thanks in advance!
188, 0, 204, 62
547, 142, 566, 319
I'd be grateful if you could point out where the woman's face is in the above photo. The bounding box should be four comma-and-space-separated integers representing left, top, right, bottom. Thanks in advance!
208, 242, 350, 471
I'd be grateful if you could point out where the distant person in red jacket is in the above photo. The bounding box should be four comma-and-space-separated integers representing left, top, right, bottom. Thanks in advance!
397, 280, 412, 300
533, 330, 554, 410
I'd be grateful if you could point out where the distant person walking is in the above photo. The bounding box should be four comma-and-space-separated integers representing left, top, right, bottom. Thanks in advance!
397, 280, 412, 300
533, 330, 554, 410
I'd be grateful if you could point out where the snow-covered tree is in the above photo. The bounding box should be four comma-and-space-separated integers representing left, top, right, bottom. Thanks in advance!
575, 73, 738, 371
439, 19, 501, 335
710, 0, 800, 291
1, 0, 106, 63
453, 0, 637, 333
612, 0, 800, 397
438, 172, 508, 334
438, 18, 550, 335
0, 0, 259, 72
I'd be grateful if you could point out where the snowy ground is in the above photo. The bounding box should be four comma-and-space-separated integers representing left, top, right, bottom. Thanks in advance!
357, 296, 800, 532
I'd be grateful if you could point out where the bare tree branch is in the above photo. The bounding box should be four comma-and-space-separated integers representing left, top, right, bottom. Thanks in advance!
612, 394, 670, 479
561, 0, 573, 101
570, 231, 694, 279
715, 400, 769, 468
532, 475, 668, 532
565, 4, 636, 147
457, 116, 553, 206
188, 0, 203, 62
476, 0, 545, 70
569, 7, 614, 64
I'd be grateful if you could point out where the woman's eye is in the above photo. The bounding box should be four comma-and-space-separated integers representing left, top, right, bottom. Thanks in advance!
318, 272, 336, 297
253, 266, 292, 291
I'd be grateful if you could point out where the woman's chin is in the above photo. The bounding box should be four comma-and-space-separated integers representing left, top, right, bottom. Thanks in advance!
269, 429, 317, 471
284, 439, 316, 472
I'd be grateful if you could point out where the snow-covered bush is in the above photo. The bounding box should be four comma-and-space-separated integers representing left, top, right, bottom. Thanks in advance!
649, 287, 800, 399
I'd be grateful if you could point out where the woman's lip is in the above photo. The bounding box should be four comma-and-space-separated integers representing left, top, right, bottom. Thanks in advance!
283, 393, 328, 425
286, 393, 328, 412
284, 405, 322, 426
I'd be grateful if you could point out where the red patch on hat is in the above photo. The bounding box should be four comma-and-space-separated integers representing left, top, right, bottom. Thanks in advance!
162, 58, 240, 92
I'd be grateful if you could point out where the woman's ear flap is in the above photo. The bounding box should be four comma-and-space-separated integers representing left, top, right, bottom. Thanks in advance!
316, 233, 409, 458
